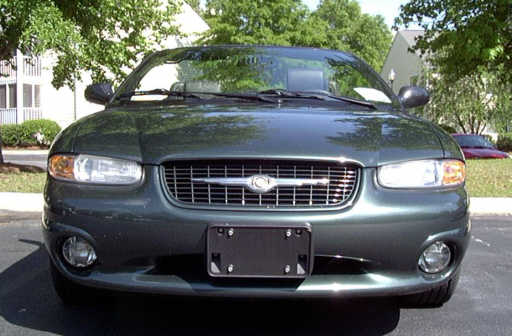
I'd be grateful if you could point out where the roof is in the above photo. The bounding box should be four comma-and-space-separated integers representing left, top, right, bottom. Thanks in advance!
398, 30, 424, 48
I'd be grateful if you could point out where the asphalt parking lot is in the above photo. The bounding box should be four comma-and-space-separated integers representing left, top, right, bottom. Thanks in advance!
0, 213, 511, 336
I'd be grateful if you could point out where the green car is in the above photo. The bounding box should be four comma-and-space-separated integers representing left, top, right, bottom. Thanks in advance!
43, 45, 469, 306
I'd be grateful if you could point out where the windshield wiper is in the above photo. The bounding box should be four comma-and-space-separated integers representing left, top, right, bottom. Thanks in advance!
189, 92, 278, 103
116, 88, 202, 101
116, 89, 277, 103
259, 89, 377, 110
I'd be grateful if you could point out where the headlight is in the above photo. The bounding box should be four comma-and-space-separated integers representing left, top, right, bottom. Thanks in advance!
377, 159, 465, 188
49, 154, 142, 185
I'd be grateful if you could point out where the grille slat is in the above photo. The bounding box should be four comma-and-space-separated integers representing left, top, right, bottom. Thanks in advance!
163, 160, 358, 208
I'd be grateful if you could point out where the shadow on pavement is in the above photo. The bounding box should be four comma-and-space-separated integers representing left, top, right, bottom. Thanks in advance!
0, 240, 400, 335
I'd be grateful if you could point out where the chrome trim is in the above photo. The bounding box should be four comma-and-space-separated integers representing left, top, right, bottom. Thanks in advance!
192, 175, 329, 194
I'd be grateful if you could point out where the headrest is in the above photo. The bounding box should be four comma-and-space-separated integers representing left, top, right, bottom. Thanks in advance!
287, 68, 325, 92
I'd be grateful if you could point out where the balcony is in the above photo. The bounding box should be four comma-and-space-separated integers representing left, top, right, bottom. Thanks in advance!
0, 56, 42, 80
0, 107, 42, 125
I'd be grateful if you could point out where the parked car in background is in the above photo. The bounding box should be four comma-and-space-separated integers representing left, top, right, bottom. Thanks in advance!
452, 134, 510, 159
44, 45, 469, 308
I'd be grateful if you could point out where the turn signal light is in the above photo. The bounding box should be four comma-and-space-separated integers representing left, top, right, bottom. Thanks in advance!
442, 160, 465, 186
48, 155, 75, 180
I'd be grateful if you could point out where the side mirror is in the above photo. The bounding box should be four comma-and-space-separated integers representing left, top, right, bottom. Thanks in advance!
398, 86, 430, 108
85, 83, 114, 105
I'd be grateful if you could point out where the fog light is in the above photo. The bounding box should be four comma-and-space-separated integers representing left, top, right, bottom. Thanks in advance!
62, 236, 97, 267
419, 241, 451, 273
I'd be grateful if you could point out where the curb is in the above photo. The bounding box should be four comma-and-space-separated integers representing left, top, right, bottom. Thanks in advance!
0, 193, 44, 212
469, 198, 512, 216
2, 150, 49, 155
0, 193, 510, 215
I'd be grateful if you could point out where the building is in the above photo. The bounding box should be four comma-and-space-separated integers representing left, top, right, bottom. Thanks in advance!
0, 2, 208, 128
380, 30, 425, 93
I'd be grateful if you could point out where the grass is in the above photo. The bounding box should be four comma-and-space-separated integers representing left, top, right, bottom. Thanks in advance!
0, 172, 46, 193
465, 159, 512, 197
0, 159, 510, 196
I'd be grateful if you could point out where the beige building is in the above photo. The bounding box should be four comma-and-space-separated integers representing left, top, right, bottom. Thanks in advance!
0, 2, 208, 128
380, 30, 425, 93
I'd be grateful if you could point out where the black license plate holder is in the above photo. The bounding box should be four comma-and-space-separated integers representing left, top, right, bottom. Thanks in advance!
207, 223, 312, 278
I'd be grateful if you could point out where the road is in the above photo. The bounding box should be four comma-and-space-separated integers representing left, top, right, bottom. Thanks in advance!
0, 213, 510, 336
2, 153, 47, 169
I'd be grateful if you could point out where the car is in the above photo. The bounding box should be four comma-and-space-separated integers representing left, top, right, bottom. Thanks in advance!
43, 45, 469, 307
452, 133, 510, 159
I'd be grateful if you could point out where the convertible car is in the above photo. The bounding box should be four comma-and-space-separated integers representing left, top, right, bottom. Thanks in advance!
43, 46, 469, 307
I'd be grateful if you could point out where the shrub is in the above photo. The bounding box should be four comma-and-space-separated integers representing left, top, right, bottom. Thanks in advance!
0, 124, 23, 146
0, 119, 61, 147
19, 119, 61, 146
497, 133, 512, 152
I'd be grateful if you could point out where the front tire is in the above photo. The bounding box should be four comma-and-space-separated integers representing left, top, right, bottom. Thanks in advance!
400, 270, 460, 308
49, 259, 102, 306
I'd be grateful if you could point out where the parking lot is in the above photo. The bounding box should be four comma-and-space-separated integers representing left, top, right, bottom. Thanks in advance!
0, 213, 511, 336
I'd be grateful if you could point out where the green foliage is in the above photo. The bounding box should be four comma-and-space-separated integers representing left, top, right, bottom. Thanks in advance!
0, 0, 183, 89
186, 0, 201, 13
497, 133, 512, 152
0, 124, 23, 146
395, 0, 512, 83
0, 119, 61, 146
21, 119, 61, 145
419, 62, 511, 135
201, 0, 392, 71
314, 0, 392, 70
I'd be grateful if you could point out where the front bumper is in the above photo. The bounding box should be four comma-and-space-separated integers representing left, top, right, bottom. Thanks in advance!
43, 166, 470, 298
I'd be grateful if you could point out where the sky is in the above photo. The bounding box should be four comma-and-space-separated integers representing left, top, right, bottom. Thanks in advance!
303, 0, 416, 30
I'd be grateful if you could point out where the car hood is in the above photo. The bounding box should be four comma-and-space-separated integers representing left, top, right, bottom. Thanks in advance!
60, 104, 455, 167
462, 147, 509, 158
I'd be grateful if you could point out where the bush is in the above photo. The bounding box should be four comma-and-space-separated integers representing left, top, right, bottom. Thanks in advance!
0, 124, 23, 146
0, 119, 61, 147
497, 133, 512, 152
20, 119, 61, 146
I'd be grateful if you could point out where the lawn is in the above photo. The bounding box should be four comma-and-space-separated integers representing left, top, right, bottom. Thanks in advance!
0, 159, 510, 196
0, 172, 46, 193
465, 159, 512, 197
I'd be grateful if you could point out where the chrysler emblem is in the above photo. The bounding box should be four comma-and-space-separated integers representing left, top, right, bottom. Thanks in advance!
248, 175, 276, 193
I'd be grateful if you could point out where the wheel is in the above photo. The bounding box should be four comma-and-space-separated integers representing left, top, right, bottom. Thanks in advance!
400, 270, 460, 308
49, 259, 102, 306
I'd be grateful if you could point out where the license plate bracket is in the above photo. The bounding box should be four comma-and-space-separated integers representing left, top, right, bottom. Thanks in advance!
206, 223, 312, 278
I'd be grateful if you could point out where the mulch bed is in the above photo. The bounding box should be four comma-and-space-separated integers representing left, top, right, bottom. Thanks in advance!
2, 145, 49, 150
0, 163, 45, 173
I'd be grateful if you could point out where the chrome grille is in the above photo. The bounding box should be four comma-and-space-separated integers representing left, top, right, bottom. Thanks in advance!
162, 160, 359, 208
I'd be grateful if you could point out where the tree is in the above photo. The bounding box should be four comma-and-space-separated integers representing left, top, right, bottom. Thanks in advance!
201, 0, 392, 71
201, 0, 314, 46
314, 0, 392, 70
420, 64, 509, 134
0, 0, 183, 89
395, 0, 512, 83
0, 0, 184, 164
186, 0, 201, 14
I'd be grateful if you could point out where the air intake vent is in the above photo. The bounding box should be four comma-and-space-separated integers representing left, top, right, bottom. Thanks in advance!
162, 160, 359, 209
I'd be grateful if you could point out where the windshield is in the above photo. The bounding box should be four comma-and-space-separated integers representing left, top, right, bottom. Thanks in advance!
113, 46, 398, 107
453, 135, 495, 148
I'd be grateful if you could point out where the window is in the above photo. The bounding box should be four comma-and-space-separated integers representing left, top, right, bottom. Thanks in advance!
0, 85, 5, 108
23, 84, 33, 107
34, 85, 40, 107
8, 84, 16, 108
